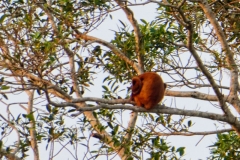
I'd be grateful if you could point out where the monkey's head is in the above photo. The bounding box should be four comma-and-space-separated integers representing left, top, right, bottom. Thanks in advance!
131, 77, 143, 95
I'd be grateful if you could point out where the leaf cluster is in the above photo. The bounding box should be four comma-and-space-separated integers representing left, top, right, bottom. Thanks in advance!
208, 132, 240, 159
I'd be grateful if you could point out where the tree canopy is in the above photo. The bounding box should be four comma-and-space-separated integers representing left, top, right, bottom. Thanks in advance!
0, 0, 239, 159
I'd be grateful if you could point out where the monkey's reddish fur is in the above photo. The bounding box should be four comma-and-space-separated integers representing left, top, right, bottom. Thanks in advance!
131, 72, 166, 110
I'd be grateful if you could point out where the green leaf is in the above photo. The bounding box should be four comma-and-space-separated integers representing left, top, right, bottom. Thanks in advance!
46, 105, 51, 113
113, 85, 119, 92
0, 15, 7, 24
149, 114, 154, 121
154, 152, 160, 159
2, 93, 8, 100
107, 122, 113, 129
140, 19, 148, 25
26, 112, 34, 121
37, 89, 41, 95
188, 120, 192, 127
49, 127, 54, 135
113, 125, 119, 135
52, 107, 59, 114
118, 20, 126, 27
126, 157, 133, 160
102, 85, 109, 91
176, 147, 185, 156
113, 139, 121, 147
68, 109, 76, 112
93, 111, 98, 118
49, 56, 55, 62
15, 0, 24, 4
1, 85, 10, 90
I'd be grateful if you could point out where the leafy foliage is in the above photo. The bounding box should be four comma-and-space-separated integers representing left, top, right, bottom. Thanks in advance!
208, 132, 240, 160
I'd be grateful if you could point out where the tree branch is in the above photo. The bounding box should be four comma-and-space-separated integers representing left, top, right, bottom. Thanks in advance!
105, 2, 145, 157
50, 90, 237, 106
0, 114, 20, 156
149, 0, 178, 8
47, 100, 237, 125
166, 90, 223, 102
74, 32, 141, 74
114, 0, 144, 71
25, 91, 39, 160
71, 97, 134, 104
153, 128, 234, 136
171, 1, 240, 135
74, 30, 141, 159
0, 149, 22, 160
198, 0, 240, 113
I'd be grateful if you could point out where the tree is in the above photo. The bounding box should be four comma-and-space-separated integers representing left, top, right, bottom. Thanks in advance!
0, 0, 239, 159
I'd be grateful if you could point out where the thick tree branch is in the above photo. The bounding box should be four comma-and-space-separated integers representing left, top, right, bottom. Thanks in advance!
50, 90, 236, 106
48, 102, 238, 124
46, 95, 238, 125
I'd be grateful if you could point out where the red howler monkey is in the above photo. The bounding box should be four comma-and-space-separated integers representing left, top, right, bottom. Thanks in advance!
131, 72, 166, 110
